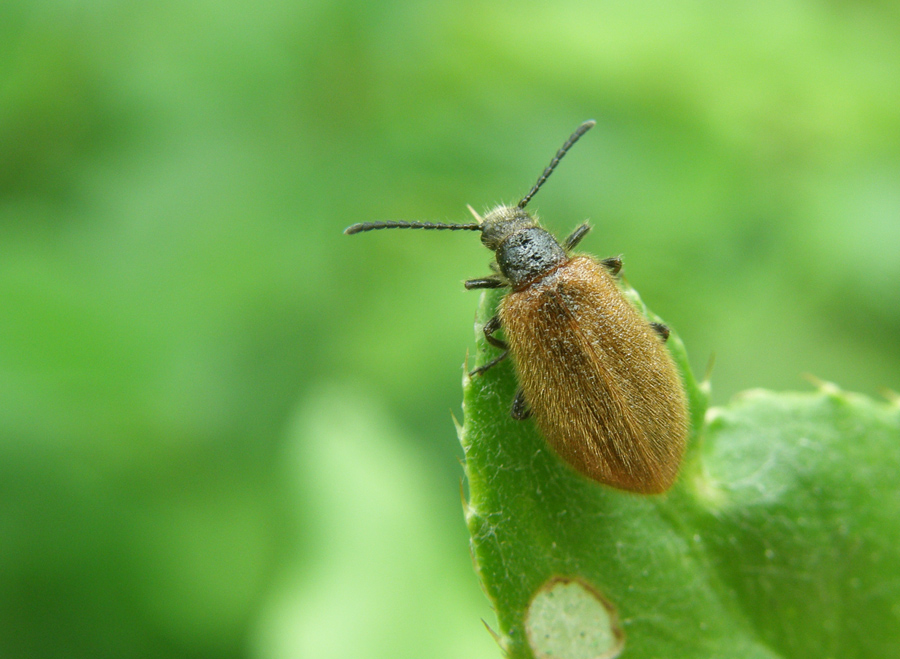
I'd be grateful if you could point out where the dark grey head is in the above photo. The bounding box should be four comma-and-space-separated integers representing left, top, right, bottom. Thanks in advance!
344, 120, 596, 287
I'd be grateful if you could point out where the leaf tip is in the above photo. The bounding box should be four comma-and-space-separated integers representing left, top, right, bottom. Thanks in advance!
802, 373, 843, 396
481, 618, 506, 652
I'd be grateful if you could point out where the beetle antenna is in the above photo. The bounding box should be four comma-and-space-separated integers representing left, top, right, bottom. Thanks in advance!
344, 220, 482, 235
518, 120, 596, 209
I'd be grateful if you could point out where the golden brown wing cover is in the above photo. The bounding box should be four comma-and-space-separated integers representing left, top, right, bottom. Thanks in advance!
500, 256, 688, 493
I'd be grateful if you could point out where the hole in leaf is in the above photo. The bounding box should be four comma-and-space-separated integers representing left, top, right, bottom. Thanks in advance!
525, 575, 624, 659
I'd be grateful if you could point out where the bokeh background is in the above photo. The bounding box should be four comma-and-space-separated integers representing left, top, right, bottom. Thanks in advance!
1, 1, 898, 658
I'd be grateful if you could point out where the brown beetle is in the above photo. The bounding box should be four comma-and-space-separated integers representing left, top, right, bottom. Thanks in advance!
345, 121, 688, 493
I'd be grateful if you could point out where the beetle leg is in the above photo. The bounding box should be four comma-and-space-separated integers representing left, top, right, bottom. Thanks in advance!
563, 222, 592, 251
481, 315, 506, 350
650, 322, 670, 342
469, 350, 508, 377
465, 277, 506, 290
469, 315, 508, 376
601, 256, 622, 276
511, 388, 532, 420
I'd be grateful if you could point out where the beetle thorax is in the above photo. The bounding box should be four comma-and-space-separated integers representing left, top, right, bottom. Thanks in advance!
480, 205, 567, 289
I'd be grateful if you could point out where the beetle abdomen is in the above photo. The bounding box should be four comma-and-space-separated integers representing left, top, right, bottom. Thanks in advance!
500, 256, 688, 493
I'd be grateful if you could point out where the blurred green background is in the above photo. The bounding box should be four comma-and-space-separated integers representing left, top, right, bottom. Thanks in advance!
1, 1, 898, 658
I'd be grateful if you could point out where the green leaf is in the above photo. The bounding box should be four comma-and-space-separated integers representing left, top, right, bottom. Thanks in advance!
460, 288, 900, 659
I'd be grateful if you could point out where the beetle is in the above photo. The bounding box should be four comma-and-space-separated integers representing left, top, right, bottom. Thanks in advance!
345, 121, 688, 493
